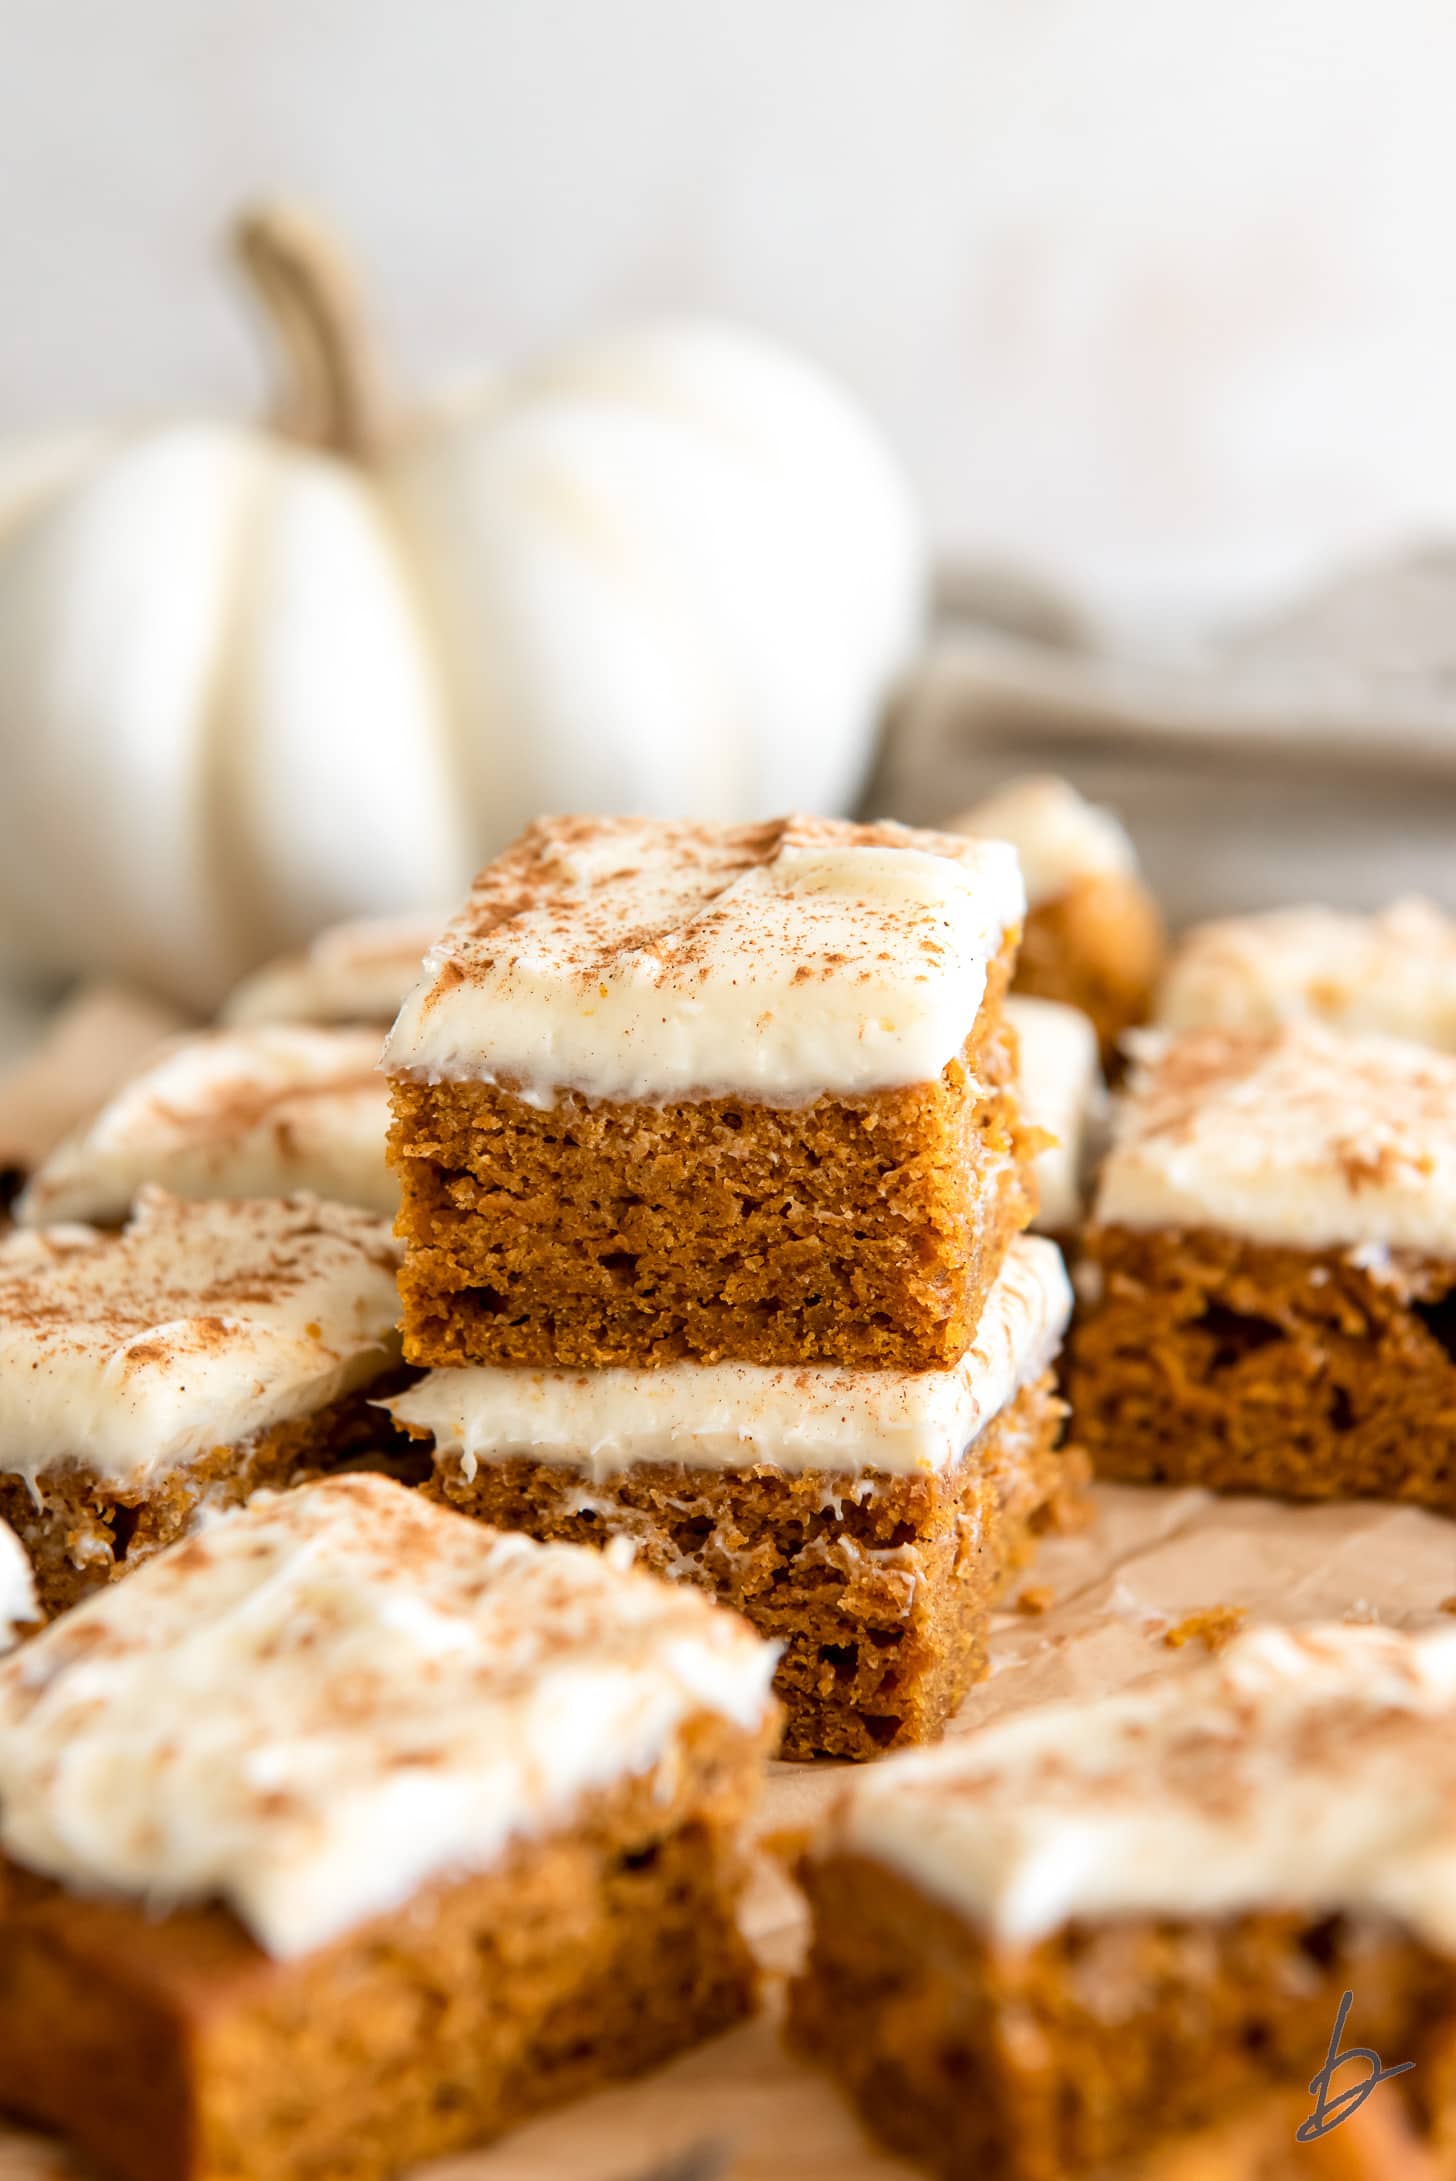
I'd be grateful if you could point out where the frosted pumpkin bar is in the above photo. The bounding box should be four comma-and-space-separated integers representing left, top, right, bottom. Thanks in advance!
0, 1188, 405, 1615
1068, 1022, 1456, 1506
386, 1235, 1078, 1761
952, 774, 1164, 1061
0, 1475, 778, 2181
1156, 896, 1456, 1051
790, 1622, 1456, 2180
1007, 994, 1104, 1239
222, 909, 444, 1027
15, 1025, 394, 1226
384, 814, 1037, 1370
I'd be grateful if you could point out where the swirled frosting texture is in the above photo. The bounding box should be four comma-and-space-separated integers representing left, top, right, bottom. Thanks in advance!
0, 1476, 778, 1958
825, 1622, 1456, 1946
382, 814, 1024, 1104
1157, 898, 1456, 1052
0, 1189, 402, 1489
1096, 1022, 1456, 1254
16, 1026, 394, 1225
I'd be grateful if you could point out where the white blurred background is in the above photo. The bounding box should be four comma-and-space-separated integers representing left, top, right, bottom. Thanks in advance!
6, 0, 1456, 629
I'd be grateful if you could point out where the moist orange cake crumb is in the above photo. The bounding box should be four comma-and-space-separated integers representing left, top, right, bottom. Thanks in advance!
0, 1476, 779, 2181
0, 1190, 407, 1615
387, 1236, 1082, 1760
384, 814, 1039, 1370
790, 1623, 1456, 2179
1069, 1023, 1456, 1507
1163, 1605, 1246, 1652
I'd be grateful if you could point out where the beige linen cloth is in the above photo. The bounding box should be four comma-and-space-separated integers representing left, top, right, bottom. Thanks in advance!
871, 542, 1456, 924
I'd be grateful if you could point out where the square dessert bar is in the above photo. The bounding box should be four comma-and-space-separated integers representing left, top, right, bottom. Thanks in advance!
0, 1187, 406, 1615
790, 1622, 1456, 2180
0, 1476, 778, 2181
1068, 1023, 1456, 1506
387, 1234, 1080, 1761
1156, 896, 1456, 1052
15, 1024, 395, 1226
1006, 995, 1104, 1240
221, 909, 446, 1027
385, 813, 1037, 1372
952, 774, 1165, 1062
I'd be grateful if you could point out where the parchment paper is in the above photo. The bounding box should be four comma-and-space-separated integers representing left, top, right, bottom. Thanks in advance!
0, 997, 1452, 2181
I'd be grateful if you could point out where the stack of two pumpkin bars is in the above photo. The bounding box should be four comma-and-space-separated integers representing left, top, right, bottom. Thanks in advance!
383, 811, 1080, 1758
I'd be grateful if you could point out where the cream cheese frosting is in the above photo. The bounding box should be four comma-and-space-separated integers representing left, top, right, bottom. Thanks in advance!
1008, 996, 1103, 1235
15, 1026, 395, 1227
0, 1189, 403, 1491
386, 1235, 1071, 1482
1157, 897, 1456, 1051
0, 1522, 38, 1650
1096, 1022, 1456, 1256
382, 814, 1025, 1105
951, 774, 1136, 908
222, 912, 446, 1028
0, 1475, 778, 1958
822, 1622, 1456, 1948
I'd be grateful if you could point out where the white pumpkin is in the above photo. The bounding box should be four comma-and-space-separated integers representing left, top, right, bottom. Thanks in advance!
0, 207, 926, 1009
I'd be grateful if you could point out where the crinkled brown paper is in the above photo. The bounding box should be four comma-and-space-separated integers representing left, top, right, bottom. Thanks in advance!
1, 992, 1453, 2181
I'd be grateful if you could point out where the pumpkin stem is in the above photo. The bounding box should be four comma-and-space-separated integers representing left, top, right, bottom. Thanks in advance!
231, 202, 390, 459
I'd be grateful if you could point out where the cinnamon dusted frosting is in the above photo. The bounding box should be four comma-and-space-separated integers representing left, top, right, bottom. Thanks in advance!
15, 1026, 394, 1227
0, 1189, 403, 1491
382, 815, 1025, 1105
1096, 1022, 1456, 1256
222, 912, 446, 1028
1157, 898, 1456, 1051
822, 1622, 1456, 1947
950, 774, 1136, 908
386, 1235, 1070, 1481
1007, 996, 1103, 1235
0, 1523, 38, 1650
0, 1475, 777, 1958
